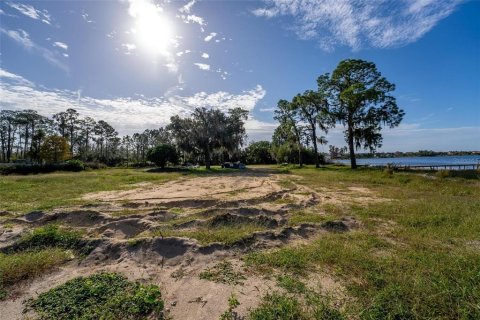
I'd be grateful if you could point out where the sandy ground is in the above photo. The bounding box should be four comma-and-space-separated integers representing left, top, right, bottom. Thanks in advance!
0, 169, 385, 319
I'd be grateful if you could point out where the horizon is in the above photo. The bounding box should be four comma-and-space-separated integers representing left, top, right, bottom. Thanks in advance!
1, 0, 479, 152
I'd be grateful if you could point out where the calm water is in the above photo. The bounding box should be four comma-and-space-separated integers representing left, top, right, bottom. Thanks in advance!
335, 155, 480, 167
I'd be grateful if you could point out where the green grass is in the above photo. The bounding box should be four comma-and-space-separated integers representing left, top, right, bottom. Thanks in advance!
24, 272, 164, 320
11, 224, 87, 253
288, 209, 332, 226
0, 249, 71, 299
246, 165, 480, 319
249, 292, 304, 320
0, 168, 182, 214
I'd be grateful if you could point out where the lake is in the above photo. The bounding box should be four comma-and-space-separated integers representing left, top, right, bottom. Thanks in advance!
335, 155, 480, 168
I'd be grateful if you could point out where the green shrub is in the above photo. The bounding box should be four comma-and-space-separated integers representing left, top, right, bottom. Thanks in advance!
84, 161, 107, 170
0, 162, 88, 175
25, 272, 164, 320
436, 169, 479, 180
64, 160, 85, 171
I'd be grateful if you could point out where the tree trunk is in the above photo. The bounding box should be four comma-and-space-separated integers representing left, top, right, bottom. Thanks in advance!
347, 122, 357, 169
297, 139, 303, 168
311, 125, 319, 168
205, 148, 211, 169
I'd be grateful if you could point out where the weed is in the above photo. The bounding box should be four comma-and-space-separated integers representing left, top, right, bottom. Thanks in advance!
220, 293, 240, 320
249, 292, 303, 320
0, 249, 71, 299
169, 207, 184, 214
11, 224, 92, 254
24, 272, 164, 320
276, 274, 306, 294
200, 261, 245, 285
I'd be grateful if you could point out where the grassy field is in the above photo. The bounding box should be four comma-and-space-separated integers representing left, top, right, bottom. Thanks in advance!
1, 165, 479, 318
247, 166, 480, 319
0, 168, 183, 214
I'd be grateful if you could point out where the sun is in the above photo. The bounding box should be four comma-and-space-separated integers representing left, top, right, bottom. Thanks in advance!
130, 1, 174, 55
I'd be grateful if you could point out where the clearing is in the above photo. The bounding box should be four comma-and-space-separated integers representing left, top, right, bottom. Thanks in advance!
0, 166, 479, 319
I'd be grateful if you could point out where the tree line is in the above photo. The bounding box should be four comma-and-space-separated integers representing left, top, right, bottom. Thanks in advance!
1, 59, 404, 169
0, 106, 252, 169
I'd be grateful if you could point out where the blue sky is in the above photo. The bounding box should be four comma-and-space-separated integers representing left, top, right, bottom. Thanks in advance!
0, 0, 479, 151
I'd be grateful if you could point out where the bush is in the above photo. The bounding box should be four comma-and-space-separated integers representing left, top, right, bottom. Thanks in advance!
0, 162, 89, 175
64, 160, 84, 171
84, 162, 107, 170
147, 144, 179, 168
436, 169, 479, 180
25, 272, 164, 320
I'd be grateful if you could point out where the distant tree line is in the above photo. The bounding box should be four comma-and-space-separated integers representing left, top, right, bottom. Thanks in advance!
0, 107, 253, 169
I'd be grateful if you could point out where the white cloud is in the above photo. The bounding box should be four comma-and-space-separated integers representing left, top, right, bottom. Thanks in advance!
180, 0, 196, 14
0, 69, 271, 140
0, 68, 34, 86
201, 52, 209, 59
204, 32, 217, 42
122, 43, 137, 55
7, 2, 51, 24
259, 107, 275, 112
1, 29, 33, 48
185, 14, 205, 25
0, 28, 68, 72
82, 12, 93, 23
177, 85, 266, 112
253, 0, 463, 50
194, 63, 210, 71
53, 41, 68, 51
63, 53, 69, 58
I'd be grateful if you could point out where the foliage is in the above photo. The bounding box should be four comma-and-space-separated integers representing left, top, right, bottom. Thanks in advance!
274, 100, 307, 167
435, 169, 479, 179
40, 135, 71, 164
220, 293, 240, 320
146, 144, 179, 168
199, 260, 245, 285
0, 249, 70, 299
24, 272, 164, 320
292, 84, 333, 168
329, 59, 404, 168
64, 159, 85, 171
245, 141, 275, 164
168, 107, 248, 169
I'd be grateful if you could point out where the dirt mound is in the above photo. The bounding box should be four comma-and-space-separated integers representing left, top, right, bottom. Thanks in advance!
205, 213, 279, 228
322, 216, 359, 232
82, 237, 219, 267
98, 219, 155, 239
54, 210, 107, 227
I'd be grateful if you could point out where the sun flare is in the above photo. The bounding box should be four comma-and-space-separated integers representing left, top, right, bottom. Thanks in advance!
130, 0, 174, 55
